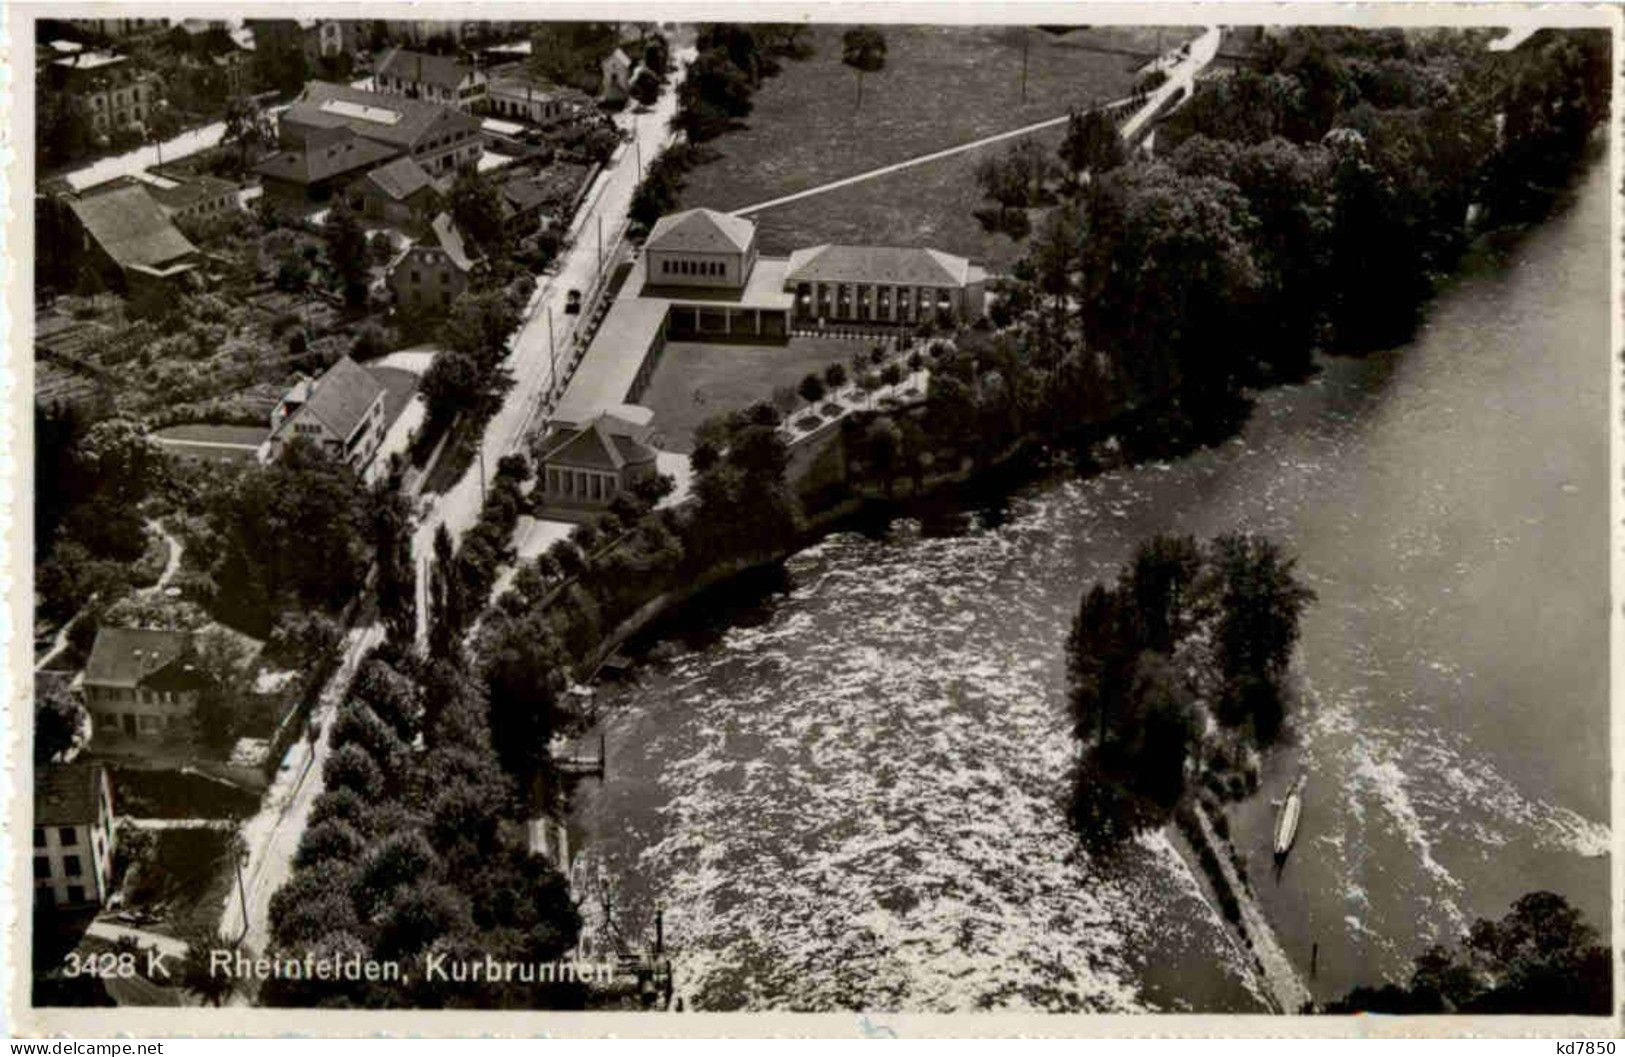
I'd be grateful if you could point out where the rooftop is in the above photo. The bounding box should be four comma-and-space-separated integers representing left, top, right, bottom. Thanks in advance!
284, 81, 480, 151
68, 184, 198, 274
553, 297, 672, 427
646, 208, 756, 256
255, 129, 400, 187
785, 245, 975, 288
280, 355, 387, 443
84, 627, 195, 689
363, 155, 435, 202
540, 413, 658, 471
35, 764, 109, 827
377, 47, 477, 92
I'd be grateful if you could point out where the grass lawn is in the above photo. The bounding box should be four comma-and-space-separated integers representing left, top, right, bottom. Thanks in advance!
679, 24, 1195, 274
642, 337, 872, 451
749, 125, 1065, 273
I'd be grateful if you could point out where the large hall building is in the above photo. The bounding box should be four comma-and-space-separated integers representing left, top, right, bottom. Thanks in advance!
551, 208, 985, 431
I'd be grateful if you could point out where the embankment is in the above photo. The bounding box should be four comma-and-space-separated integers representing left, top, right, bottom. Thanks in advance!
1170, 803, 1311, 1014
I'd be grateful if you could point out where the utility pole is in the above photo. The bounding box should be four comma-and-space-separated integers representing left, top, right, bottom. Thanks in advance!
547, 304, 556, 393
597, 214, 604, 273
478, 443, 487, 502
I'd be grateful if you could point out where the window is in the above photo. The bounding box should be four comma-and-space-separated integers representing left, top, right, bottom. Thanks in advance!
58, 827, 77, 846
67, 886, 85, 905
138, 715, 159, 733
33, 858, 49, 880
411, 270, 420, 284
64, 855, 82, 877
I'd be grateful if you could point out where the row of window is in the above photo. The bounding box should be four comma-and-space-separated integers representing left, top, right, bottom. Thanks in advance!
35, 853, 86, 879
661, 258, 727, 279
96, 711, 177, 734
34, 826, 82, 848
177, 196, 235, 220
88, 686, 186, 706
547, 467, 618, 502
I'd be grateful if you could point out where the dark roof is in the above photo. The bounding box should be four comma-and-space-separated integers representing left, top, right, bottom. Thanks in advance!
255, 131, 400, 187
541, 414, 657, 471
284, 81, 481, 152
84, 627, 194, 689
68, 185, 198, 274
143, 174, 240, 212
499, 177, 552, 215
363, 155, 435, 202
292, 355, 386, 441
784, 244, 972, 288
35, 764, 110, 827
377, 47, 476, 92
646, 209, 755, 255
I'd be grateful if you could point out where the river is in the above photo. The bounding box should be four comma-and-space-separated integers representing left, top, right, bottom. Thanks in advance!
568, 150, 1612, 1012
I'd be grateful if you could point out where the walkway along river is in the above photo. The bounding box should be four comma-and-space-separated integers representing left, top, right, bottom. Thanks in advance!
566, 150, 1612, 1012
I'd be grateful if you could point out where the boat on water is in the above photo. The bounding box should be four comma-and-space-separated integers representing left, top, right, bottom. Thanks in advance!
1273, 776, 1305, 863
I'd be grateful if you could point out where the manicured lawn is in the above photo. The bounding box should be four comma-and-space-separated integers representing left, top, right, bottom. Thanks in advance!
680, 24, 1193, 273
642, 337, 872, 451
748, 126, 1065, 273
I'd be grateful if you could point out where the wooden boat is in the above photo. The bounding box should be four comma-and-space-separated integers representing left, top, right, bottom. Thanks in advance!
1273, 776, 1305, 862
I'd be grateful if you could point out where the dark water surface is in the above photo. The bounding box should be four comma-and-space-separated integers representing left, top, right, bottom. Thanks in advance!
569, 153, 1611, 1011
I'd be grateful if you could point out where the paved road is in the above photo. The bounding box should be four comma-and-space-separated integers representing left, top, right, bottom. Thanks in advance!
222, 56, 695, 953
62, 122, 228, 192
218, 621, 382, 953
407, 51, 695, 638
86, 920, 191, 961
732, 26, 1223, 219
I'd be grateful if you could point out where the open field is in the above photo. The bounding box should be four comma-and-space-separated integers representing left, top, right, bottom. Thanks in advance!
679, 25, 1190, 274
642, 336, 872, 451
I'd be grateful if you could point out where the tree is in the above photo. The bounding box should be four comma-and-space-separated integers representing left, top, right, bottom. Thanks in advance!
798, 373, 826, 403
447, 166, 505, 256
39, 91, 95, 170
178, 928, 236, 1006
478, 611, 570, 784
675, 48, 755, 141
841, 27, 888, 111
1059, 106, 1126, 184
322, 197, 369, 308
823, 361, 848, 391
221, 95, 275, 176
35, 684, 84, 763
1209, 533, 1315, 742
629, 66, 662, 107
1331, 891, 1611, 1015
193, 626, 254, 750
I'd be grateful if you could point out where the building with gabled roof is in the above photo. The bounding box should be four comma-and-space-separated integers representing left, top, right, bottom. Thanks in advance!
273, 81, 485, 186
600, 47, 634, 102
357, 155, 441, 231
644, 208, 760, 291
34, 764, 117, 910
82, 626, 208, 740
266, 355, 390, 469
784, 244, 986, 325
536, 412, 659, 512
256, 127, 402, 203
375, 47, 488, 112
386, 211, 479, 312
67, 183, 200, 290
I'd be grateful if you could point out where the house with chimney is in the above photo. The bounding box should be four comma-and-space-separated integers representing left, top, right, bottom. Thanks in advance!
374, 47, 488, 112
33, 764, 118, 911
486, 74, 584, 126
600, 47, 634, 103
81, 627, 208, 740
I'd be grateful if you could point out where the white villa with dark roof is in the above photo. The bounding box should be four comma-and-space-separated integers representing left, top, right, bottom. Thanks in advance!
374, 47, 489, 112
34, 764, 117, 910
266, 355, 389, 468
536, 413, 660, 513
